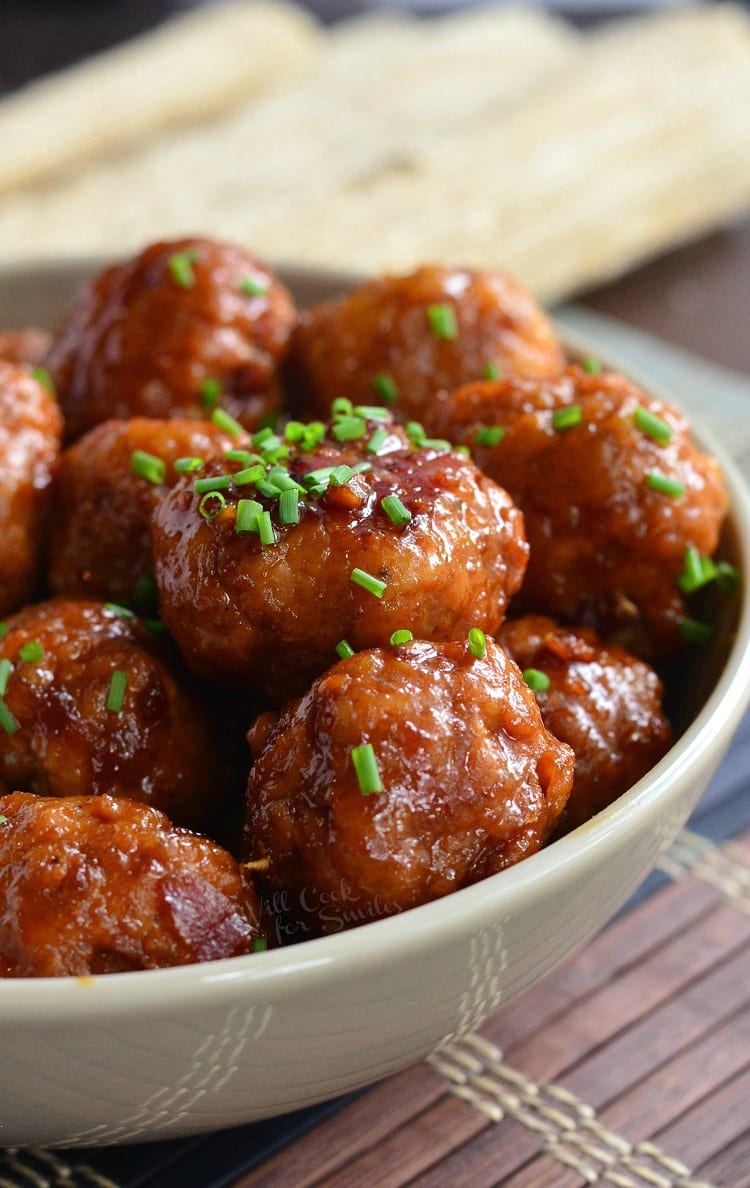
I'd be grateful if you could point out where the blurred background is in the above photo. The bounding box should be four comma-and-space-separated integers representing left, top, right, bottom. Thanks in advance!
0, 0, 748, 369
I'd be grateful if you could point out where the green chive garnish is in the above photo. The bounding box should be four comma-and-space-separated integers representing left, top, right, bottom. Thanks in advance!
679, 618, 715, 645
175, 456, 205, 474
352, 461, 372, 475
236, 499, 262, 533
200, 377, 222, 410
329, 465, 354, 488
284, 421, 306, 443
0, 699, 18, 735
427, 303, 458, 341
351, 743, 383, 795
332, 416, 367, 442
168, 248, 199, 289
253, 938, 268, 952
303, 467, 335, 489
351, 568, 387, 598
483, 361, 501, 381
716, 561, 740, 591
0, 815, 7, 825
234, 464, 265, 486
240, 276, 268, 297
212, 408, 243, 438
552, 405, 583, 431
257, 511, 276, 546
354, 406, 391, 421
0, 623, 7, 640
335, 639, 355, 660
278, 488, 300, 525
131, 450, 166, 485
198, 491, 226, 519
381, 494, 412, 527
0, 659, 13, 696
390, 629, 413, 646
454, 445, 472, 457
647, 472, 685, 499
31, 366, 55, 395
103, 602, 135, 620
475, 426, 505, 447
406, 422, 426, 447
634, 406, 672, 446
106, 670, 128, 713
226, 449, 261, 466
194, 474, 232, 494
582, 357, 601, 375
331, 398, 353, 418
523, 667, 550, 692
373, 373, 399, 405
255, 478, 282, 499
367, 427, 389, 455
19, 641, 43, 664
468, 628, 486, 659
678, 546, 717, 594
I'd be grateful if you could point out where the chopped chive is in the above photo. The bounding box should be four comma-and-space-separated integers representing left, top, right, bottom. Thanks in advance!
19, 641, 43, 664
331, 398, 353, 418
454, 445, 472, 457
483, 361, 502, 381
168, 247, 199, 289
198, 491, 226, 520
634, 406, 672, 446
351, 568, 387, 598
225, 449, 261, 466
31, 366, 55, 395
679, 618, 715, 645
372, 373, 399, 405
103, 602, 135, 620
281, 422, 303, 444
240, 276, 268, 297
332, 416, 367, 442
647, 471, 685, 499
468, 628, 486, 659
0, 815, 6, 825
0, 622, 7, 640
263, 445, 290, 465
678, 546, 717, 594
300, 422, 326, 451
106, 669, 128, 713
252, 426, 275, 447
329, 465, 354, 488
366, 427, 389, 455
381, 494, 412, 527
200, 377, 222, 410
252, 938, 268, 953
212, 408, 243, 438
175, 456, 204, 474
194, 474, 232, 494
427, 302, 458, 341
131, 450, 166, 485
267, 467, 304, 492
716, 561, 740, 591
424, 438, 452, 451
255, 478, 282, 499
303, 467, 335, 488
406, 421, 426, 447
389, 629, 413, 646
234, 464, 265, 486
0, 659, 12, 696
552, 404, 583, 431
335, 639, 355, 660
0, 698, 18, 735
351, 743, 383, 795
236, 499, 262, 533
582, 356, 601, 375
475, 426, 506, 447
354, 406, 391, 421
523, 667, 550, 692
352, 461, 372, 475
145, 619, 167, 636
278, 488, 300, 525
257, 511, 276, 546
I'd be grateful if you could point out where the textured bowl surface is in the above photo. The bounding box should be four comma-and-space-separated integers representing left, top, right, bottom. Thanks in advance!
0, 262, 749, 1149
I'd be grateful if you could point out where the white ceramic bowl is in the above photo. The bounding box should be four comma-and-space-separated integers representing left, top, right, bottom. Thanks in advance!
0, 262, 749, 1149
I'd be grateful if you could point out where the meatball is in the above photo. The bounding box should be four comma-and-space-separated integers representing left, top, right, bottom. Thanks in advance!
0, 328, 51, 366
0, 599, 230, 829
0, 361, 63, 617
47, 237, 296, 441
245, 639, 574, 936
287, 266, 565, 425
431, 366, 729, 656
0, 793, 263, 977
49, 417, 247, 603
498, 616, 672, 829
152, 413, 528, 703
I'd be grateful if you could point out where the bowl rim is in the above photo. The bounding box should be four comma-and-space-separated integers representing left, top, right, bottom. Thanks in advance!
1, 259, 749, 1019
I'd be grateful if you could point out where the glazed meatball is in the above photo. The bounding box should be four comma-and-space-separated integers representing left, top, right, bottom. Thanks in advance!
498, 616, 672, 829
0, 600, 230, 829
431, 366, 729, 656
245, 639, 574, 936
0, 361, 63, 617
49, 417, 247, 603
287, 266, 565, 425
47, 237, 296, 441
0, 793, 263, 977
152, 413, 528, 703
0, 328, 51, 366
